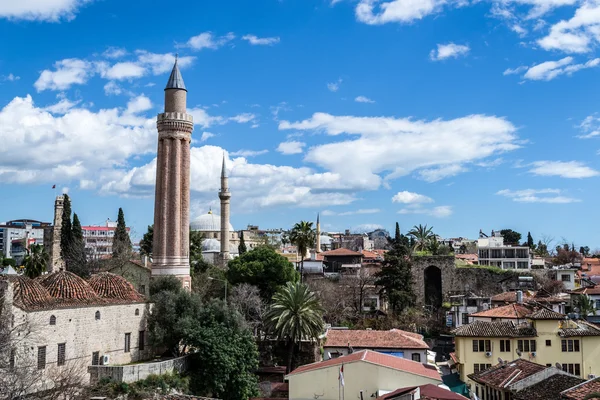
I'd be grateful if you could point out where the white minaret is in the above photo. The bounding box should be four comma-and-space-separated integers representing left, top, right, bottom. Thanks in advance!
316, 213, 321, 253
219, 155, 231, 268
152, 58, 193, 289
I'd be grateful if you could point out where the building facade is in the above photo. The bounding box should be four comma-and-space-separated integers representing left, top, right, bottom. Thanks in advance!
82, 220, 131, 259
477, 231, 531, 270
0, 219, 49, 264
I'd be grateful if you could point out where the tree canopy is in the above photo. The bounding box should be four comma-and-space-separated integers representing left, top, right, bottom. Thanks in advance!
226, 246, 298, 301
140, 225, 153, 257
60, 194, 72, 261
375, 241, 415, 314
238, 232, 247, 255
112, 207, 132, 258
289, 221, 315, 280
23, 244, 47, 279
500, 229, 521, 246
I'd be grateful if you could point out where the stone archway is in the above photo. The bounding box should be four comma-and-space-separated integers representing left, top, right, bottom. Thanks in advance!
424, 265, 443, 309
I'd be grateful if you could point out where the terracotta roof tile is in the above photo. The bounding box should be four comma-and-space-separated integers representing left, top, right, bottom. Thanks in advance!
562, 378, 600, 400
470, 304, 531, 319
513, 374, 585, 400
526, 307, 566, 320
558, 320, 600, 337
377, 384, 468, 400
324, 329, 429, 350
8, 276, 53, 310
322, 248, 364, 257
287, 350, 441, 381
468, 359, 546, 389
570, 286, 600, 295
452, 320, 536, 337
88, 272, 146, 302
491, 291, 534, 303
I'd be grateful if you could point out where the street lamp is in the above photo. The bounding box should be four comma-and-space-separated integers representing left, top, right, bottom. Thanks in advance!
207, 276, 227, 300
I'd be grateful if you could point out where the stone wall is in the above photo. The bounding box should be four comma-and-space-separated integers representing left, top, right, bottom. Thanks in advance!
88, 355, 189, 384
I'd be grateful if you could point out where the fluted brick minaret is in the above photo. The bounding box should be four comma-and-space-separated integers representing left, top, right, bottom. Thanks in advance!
219, 155, 231, 268
315, 213, 321, 253
152, 58, 193, 289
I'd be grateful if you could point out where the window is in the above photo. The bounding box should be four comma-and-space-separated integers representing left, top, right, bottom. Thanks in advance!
546, 364, 552, 367
95, 311, 101, 320
124, 333, 131, 353
474, 363, 492, 374
412, 353, 421, 362
517, 340, 536, 353
472, 340, 491, 352
561, 363, 581, 376
561, 274, 571, 282
92, 351, 99, 366
49, 315, 56, 325
546, 340, 552, 346
135, 309, 140, 316
499, 340, 511, 352
57, 343, 66, 366
517, 261, 529, 269
9, 349, 15, 370
462, 313, 469, 325
139, 331, 145, 351
37, 346, 46, 370
467, 299, 477, 307
562, 339, 580, 352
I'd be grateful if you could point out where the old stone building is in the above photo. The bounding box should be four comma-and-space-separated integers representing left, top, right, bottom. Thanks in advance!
0, 270, 151, 393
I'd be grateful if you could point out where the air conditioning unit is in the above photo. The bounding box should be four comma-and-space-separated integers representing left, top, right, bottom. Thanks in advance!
101, 355, 110, 365
530, 352, 536, 357
589, 374, 597, 379
485, 351, 492, 357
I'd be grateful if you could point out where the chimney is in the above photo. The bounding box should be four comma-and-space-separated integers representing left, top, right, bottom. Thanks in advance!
516, 290, 523, 304
311, 251, 316, 261
143, 255, 148, 268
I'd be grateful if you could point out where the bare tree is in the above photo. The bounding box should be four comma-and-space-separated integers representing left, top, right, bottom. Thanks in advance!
229, 283, 267, 338
307, 278, 353, 326
540, 234, 555, 255
341, 268, 377, 317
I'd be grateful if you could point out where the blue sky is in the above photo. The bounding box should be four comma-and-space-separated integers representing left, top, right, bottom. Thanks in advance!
1, 0, 599, 248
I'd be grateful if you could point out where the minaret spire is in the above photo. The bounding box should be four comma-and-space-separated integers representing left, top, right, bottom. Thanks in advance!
316, 212, 322, 253
219, 154, 231, 268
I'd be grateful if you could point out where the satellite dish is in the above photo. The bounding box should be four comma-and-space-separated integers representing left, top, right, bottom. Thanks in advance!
556, 362, 562, 369
516, 349, 522, 357
498, 357, 504, 364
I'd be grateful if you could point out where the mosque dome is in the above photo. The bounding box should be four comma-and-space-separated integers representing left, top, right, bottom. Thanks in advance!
88, 272, 145, 302
191, 210, 234, 232
38, 270, 100, 303
202, 238, 221, 252
11, 276, 53, 310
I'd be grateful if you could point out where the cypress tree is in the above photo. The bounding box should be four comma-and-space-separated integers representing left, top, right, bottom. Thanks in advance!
394, 222, 401, 245
60, 194, 72, 261
70, 213, 89, 277
238, 231, 247, 255
112, 208, 132, 258
527, 232, 534, 249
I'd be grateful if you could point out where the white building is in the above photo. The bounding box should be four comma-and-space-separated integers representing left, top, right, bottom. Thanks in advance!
477, 230, 531, 269
448, 294, 491, 328
0, 219, 49, 264
82, 219, 131, 259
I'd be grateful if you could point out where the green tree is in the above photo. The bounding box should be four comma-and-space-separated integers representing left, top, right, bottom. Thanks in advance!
581, 246, 591, 257
189, 229, 205, 272
150, 275, 183, 297
289, 221, 315, 281
265, 281, 324, 373
60, 194, 72, 261
408, 224, 434, 252
527, 232, 535, 249
68, 213, 89, 277
140, 225, 153, 257
375, 242, 415, 314
394, 222, 401, 244
576, 294, 596, 317
238, 231, 247, 255
2, 257, 15, 267
227, 246, 298, 302
535, 240, 549, 257
500, 229, 522, 246
23, 244, 47, 279
112, 208, 132, 258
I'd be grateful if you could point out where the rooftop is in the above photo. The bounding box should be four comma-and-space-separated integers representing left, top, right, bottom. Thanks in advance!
468, 359, 546, 389
470, 304, 531, 319
561, 377, 600, 400
324, 328, 429, 350
287, 350, 441, 381
513, 374, 585, 400
453, 320, 536, 337
322, 248, 364, 257
376, 384, 468, 400
558, 320, 600, 337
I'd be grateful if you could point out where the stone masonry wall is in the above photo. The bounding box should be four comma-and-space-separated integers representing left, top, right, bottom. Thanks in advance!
88, 355, 189, 384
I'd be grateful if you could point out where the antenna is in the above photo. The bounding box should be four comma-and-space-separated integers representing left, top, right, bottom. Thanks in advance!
516, 349, 522, 357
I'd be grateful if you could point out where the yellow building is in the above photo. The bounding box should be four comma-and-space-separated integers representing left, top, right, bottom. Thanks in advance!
453, 307, 600, 388
286, 349, 442, 400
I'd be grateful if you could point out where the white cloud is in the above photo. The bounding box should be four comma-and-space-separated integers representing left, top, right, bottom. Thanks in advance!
2, 73, 20, 82
352, 224, 384, 233
497, 188, 581, 203
356, 0, 448, 25
511, 24, 528, 37
125, 95, 152, 114
514, 57, 600, 81
35, 58, 97, 91
104, 81, 123, 96
503, 66, 528, 76
242, 35, 280, 45
537, 1, 600, 53
229, 113, 257, 124
277, 141, 306, 155
322, 208, 382, 216
0, 0, 90, 21
135, 51, 195, 75
230, 149, 269, 157
529, 160, 599, 178
577, 114, 600, 139
184, 32, 235, 51
103, 47, 127, 59
327, 78, 343, 92
392, 191, 433, 204
355, 96, 375, 103
418, 164, 467, 182
200, 132, 215, 142
280, 112, 519, 187
188, 108, 225, 128
103, 62, 146, 80
399, 205, 453, 218
430, 43, 470, 61
43, 97, 79, 114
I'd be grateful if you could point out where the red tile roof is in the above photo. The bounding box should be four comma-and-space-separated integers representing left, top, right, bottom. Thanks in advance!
324, 329, 429, 350
468, 359, 546, 389
561, 377, 600, 400
513, 374, 585, 400
579, 258, 600, 277
377, 384, 468, 400
570, 286, 600, 295
322, 248, 364, 257
453, 320, 537, 337
491, 291, 534, 303
287, 350, 441, 381
88, 272, 146, 302
38, 270, 102, 304
470, 304, 531, 319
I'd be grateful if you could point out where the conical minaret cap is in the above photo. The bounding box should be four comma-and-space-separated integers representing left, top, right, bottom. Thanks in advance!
165, 57, 187, 91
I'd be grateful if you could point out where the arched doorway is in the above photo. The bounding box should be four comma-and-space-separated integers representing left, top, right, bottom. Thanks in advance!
424, 265, 443, 309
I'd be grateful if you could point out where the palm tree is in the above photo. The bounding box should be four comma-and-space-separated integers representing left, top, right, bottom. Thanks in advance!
289, 221, 315, 282
408, 224, 435, 252
577, 294, 596, 317
23, 244, 47, 279
265, 281, 324, 373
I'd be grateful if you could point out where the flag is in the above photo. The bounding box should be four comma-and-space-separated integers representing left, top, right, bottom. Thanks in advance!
338, 365, 344, 387
52, 185, 56, 189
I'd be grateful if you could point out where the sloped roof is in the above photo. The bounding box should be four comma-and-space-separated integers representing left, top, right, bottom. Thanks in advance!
376, 384, 468, 399
38, 270, 101, 305
453, 320, 536, 337
491, 291, 534, 303
513, 374, 585, 400
322, 248, 364, 257
526, 307, 566, 320
324, 329, 429, 350
470, 304, 531, 319
468, 359, 546, 389
561, 377, 600, 400
559, 320, 600, 337
165, 59, 186, 91
88, 272, 145, 302
8, 275, 53, 310
287, 350, 441, 381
